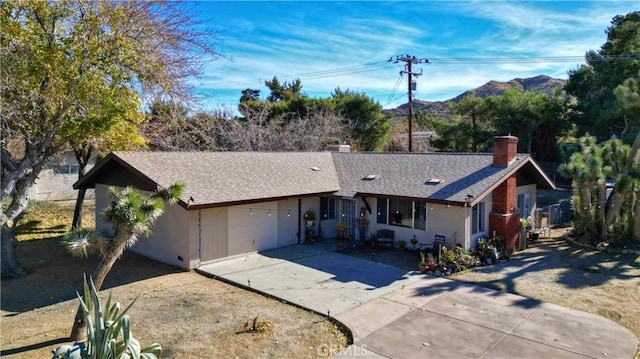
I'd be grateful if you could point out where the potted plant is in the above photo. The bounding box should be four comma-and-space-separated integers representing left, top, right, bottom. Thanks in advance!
336, 221, 347, 238
396, 240, 407, 251
426, 252, 438, 272
418, 251, 428, 273
410, 235, 418, 251
477, 238, 494, 265
304, 210, 315, 227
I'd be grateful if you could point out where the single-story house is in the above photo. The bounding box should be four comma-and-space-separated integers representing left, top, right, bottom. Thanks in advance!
74, 136, 554, 270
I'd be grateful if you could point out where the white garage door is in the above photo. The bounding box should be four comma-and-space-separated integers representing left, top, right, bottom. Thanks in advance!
228, 202, 278, 256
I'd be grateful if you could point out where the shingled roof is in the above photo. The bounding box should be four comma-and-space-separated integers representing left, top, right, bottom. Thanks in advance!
76, 150, 554, 209
331, 152, 552, 205
75, 151, 340, 208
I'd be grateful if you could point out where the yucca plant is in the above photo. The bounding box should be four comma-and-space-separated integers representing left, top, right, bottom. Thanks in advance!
52, 276, 161, 359
64, 183, 184, 341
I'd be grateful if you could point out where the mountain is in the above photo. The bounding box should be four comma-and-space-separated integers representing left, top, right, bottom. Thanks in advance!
387, 75, 567, 119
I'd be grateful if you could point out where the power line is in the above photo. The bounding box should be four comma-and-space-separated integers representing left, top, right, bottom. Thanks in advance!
385, 73, 405, 106
204, 54, 640, 88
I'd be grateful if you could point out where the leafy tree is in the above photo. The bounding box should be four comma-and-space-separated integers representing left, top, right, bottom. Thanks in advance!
425, 115, 491, 153
489, 87, 566, 156
1, 0, 219, 278
451, 95, 495, 152
63, 183, 184, 341
565, 11, 640, 139
265, 77, 303, 102
240, 88, 261, 103
61, 88, 147, 229
330, 88, 391, 151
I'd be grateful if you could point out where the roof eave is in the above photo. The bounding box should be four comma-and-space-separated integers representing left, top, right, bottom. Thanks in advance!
468, 157, 555, 207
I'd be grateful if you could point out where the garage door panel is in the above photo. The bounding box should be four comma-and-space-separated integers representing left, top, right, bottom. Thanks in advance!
228, 203, 278, 256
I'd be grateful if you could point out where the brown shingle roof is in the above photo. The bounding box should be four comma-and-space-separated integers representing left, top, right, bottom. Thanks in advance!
76, 150, 554, 209
77, 151, 340, 207
331, 152, 546, 204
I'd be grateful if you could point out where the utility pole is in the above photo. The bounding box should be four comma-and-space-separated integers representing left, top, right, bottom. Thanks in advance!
388, 55, 429, 152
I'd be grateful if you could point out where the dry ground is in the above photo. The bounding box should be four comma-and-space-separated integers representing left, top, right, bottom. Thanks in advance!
1, 202, 348, 358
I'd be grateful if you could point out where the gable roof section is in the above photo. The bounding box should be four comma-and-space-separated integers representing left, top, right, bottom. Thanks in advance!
75, 151, 340, 209
331, 152, 554, 205
77, 150, 555, 209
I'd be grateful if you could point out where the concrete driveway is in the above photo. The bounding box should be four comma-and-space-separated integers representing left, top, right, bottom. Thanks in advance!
197, 243, 638, 359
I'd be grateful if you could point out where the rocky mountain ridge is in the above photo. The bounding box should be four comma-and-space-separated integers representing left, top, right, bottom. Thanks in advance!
388, 75, 567, 118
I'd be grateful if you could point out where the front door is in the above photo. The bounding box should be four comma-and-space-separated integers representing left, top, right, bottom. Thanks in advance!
336, 198, 356, 239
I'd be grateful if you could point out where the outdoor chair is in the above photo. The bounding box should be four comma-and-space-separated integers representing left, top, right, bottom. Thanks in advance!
376, 229, 394, 247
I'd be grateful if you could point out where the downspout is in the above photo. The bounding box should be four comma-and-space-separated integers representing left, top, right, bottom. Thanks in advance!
198, 209, 202, 267
297, 199, 302, 244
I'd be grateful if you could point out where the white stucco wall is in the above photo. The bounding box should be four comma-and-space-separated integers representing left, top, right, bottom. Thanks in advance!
33, 152, 95, 201
95, 184, 194, 269
425, 203, 468, 249
129, 201, 192, 268
277, 198, 299, 247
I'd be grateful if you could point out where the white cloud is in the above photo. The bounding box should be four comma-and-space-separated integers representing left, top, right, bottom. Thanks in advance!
195, 1, 638, 110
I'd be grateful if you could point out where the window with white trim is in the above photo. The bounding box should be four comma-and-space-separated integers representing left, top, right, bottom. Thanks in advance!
377, 197, 426, 230
472, 202, 485, 234
517, 192, 531, 217
320, 197, 336, 219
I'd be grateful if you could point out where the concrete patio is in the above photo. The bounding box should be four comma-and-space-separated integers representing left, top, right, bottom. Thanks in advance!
197, 242, 638, 359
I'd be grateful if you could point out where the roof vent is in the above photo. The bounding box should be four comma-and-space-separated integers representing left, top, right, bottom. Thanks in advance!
425, 178, 444, 184
363, 174, 379, 181
310, 167, 323, 171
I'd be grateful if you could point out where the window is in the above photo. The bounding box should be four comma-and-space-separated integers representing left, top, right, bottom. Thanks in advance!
53, 164, 80, 175
517, 192, 531, 217
472, 202, 485, 234
320, 197, 336, 219
377, 197, 426, 230
414, 201, 426, 230
376, 197, 387, 224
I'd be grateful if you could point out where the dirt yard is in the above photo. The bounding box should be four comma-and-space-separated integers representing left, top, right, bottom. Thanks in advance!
1, 202, 348, 358
452, 228, 640, 358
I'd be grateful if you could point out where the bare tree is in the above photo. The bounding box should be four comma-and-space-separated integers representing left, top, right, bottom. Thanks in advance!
144, 105, 348, 152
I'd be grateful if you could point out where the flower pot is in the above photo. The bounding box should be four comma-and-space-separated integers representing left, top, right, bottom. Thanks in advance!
337, 228, 345, 238
419, 264, 427, 273
485, 257, 493, 265
428, 263, 438, 272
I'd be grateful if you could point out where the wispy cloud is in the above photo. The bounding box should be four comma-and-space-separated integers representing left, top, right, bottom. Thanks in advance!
195, 1, 638, 110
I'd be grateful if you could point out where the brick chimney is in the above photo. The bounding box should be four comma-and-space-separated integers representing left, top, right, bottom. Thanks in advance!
493, 136, 518, 166
489, 136, 520, 254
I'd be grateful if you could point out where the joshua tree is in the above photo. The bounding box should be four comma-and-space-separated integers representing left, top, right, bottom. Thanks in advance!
62, 183, 184, 341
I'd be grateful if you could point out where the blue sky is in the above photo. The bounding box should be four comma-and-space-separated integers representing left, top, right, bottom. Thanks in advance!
192, 1, 639, 111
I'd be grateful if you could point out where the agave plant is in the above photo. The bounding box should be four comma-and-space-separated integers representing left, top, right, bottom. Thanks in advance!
52, 276, 161, 359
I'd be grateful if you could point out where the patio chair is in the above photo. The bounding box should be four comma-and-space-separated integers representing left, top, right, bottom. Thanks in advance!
376, 229, 394, 247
